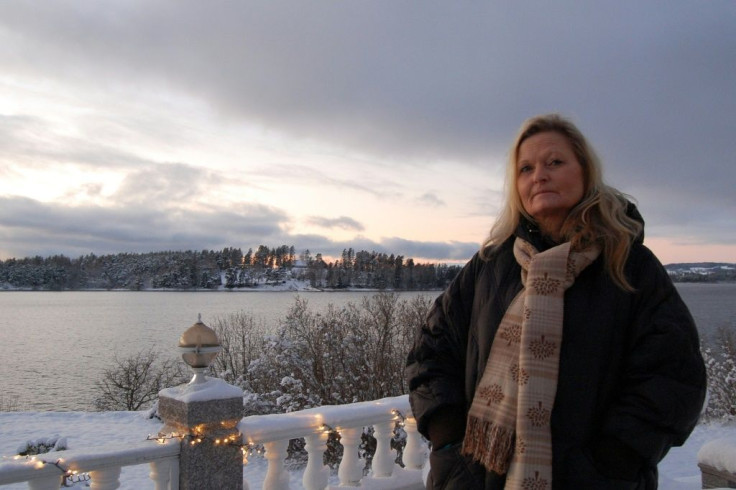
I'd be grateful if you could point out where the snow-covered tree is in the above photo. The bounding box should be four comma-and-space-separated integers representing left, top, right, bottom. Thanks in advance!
703, 326, 736, 421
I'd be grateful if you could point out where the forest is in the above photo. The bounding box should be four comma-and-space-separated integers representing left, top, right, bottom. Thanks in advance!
2, 246, 733, 291
0, 245, 463, 291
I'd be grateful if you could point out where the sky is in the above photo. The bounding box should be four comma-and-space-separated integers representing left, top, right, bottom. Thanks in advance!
0, 1, 734, 265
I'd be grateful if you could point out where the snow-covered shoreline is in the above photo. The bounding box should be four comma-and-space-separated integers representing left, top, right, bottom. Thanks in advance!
0, 280, 441, 293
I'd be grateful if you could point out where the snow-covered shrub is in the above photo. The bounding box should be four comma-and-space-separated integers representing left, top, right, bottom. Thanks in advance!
243, 293, 431, 413
703, 326, 736, 422
207, 293, 432, 417
243, 317, 323, 414
359, 423, 410, 471
209, 310, 267, 391
144, 400, 161, 420
16, 436, 68, 456
358, 292, 430, 399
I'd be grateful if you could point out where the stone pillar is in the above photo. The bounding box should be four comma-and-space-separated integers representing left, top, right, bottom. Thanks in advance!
159, 378, 244, 490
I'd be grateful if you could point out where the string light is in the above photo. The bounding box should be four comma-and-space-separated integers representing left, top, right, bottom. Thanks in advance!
146, 431, 244, 450
392, 409, 406, 427
5, 456, 91, 485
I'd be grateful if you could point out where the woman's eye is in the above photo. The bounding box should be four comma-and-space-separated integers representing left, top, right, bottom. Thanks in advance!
548, 159, 563, 166
519, 165, 532, 174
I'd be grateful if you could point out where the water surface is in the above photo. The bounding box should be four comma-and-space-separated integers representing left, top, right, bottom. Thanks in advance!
0, 284, 732, 411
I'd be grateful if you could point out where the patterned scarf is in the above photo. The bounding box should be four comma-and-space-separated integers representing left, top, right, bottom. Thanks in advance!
462, 237, 599, 489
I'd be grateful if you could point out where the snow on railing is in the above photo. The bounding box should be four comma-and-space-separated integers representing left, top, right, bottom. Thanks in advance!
0, 440, 180, 490
238, 394, 427, 489
0, 395, 428, 490
698, 437, 736, 489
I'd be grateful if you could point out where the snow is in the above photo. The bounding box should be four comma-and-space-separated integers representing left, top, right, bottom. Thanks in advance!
159, 377, 243, 403
237, 396, 411, 445
0, 412, 734, 489
698, 435, 736, 473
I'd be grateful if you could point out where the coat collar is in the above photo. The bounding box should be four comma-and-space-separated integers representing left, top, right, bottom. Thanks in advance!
515, 201, 646, 250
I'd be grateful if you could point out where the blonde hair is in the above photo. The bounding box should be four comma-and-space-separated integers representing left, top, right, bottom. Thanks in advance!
480, 114, 642, 291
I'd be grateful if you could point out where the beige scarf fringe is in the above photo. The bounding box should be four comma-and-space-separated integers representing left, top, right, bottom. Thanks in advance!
461, 238, 599, 489
463, 416, 516, 474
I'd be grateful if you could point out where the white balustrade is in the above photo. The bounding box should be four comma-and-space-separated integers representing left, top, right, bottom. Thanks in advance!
88, 467, 121, 489
1, 395, 428, 489
238, 394, 428, 489
0, 440, 180, 490
27, 476, 61, 490
402, 417, 426, 470
371, 421, 396, 478
337, 427, 364, 486
149, 458, 178, 490
262, 440, 290, 490
302, 431, 329, 490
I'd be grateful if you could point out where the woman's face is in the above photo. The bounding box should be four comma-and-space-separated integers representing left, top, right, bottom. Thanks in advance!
516, 131, 585, 238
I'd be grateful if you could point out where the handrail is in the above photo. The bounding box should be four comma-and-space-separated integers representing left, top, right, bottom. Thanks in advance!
238, 394, 412, 444
0, 440, 179, 487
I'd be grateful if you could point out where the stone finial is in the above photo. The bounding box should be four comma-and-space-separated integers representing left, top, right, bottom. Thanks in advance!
178, 314, 221, 384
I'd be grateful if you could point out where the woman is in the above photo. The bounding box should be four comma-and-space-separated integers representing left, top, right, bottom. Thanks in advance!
406, 114, 706, 489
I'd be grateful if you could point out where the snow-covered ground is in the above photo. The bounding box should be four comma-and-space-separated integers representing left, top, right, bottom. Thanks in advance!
0, 411, 734, 489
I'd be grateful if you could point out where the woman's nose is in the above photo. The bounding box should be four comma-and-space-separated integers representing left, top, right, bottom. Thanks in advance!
532, 166, 549, 182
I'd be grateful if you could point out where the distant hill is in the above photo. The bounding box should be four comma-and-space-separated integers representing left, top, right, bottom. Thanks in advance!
664, 263, 736, 283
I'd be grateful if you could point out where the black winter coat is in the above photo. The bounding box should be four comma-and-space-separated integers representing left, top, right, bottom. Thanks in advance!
406, 221, 706, 489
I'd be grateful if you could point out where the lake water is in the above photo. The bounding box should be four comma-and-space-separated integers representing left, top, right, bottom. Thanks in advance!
0, 284, 734, 411
0, 290, 432, 411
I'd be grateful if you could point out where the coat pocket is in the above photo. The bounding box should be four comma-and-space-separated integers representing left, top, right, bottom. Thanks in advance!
563, 447, 642, 490
426, 443, 486, 490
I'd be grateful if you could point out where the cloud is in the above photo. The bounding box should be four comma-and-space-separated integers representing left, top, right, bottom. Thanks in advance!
4, 2, 734, 170
112, 163, 222, 206
0, 196, 288, 258
255, 162, 402, 199
0, 196, 476, 263
416, 192, 445, 208
380, 237, 479, 262
0, 1, 734, 262
307, 216, 364, 232
4, 2, 731, 187
286, 234, 477, 264
0, 113, 153, 171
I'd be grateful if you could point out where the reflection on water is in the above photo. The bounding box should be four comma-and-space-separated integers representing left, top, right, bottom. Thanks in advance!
0, 284, 732, 411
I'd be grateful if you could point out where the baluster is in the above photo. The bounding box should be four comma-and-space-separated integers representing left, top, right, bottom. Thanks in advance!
89, 466, 121, 489
28, 475, 62, 490
302, 432, 329, 490
169, 457, 179, 490
262, 439, 290, 490
402, 416, 427, 470
371, 421, 395, 477
337, 427, 363, 486
150, 458, 175, 490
